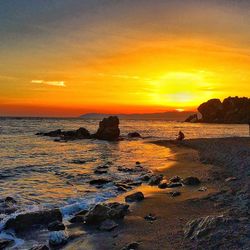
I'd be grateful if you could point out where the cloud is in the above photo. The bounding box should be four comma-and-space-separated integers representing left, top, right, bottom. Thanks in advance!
31, 80, 66, 87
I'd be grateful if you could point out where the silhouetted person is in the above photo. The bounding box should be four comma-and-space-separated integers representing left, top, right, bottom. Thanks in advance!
177, 131, 185, 141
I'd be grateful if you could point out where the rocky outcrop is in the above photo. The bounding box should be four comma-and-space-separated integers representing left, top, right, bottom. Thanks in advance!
37, 127, 91, 140
185, 114, 199, 123
93, 116, 120, 141
197, 97, 250, 124
4, 208, 62, 232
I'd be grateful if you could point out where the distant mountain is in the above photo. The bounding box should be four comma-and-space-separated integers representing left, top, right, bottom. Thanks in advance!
80, 111, 196, 121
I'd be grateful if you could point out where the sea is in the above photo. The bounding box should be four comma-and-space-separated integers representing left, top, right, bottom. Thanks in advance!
0, 117, 248, 248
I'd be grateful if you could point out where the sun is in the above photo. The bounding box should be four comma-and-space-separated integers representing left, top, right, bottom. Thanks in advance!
175, 108, 185, 112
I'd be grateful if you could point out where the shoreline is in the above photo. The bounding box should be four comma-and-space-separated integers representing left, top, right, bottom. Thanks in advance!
65, 137, 250, 249
64, 139, 224, 250
2, 137, 249, 249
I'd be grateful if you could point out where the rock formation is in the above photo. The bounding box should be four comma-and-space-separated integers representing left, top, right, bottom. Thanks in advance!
93, 116, 120, 141
186, 97, 250, 124
36, 116, 120, 141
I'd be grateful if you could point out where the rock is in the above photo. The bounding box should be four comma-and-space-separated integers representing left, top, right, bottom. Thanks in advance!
84, 202, 129, 225
170, 191, 181, 197
71, 159, 86, 164
48, 220, 65, 231
158, 182, 168, 189
93, 116, 120, 141
117, 166, 136, 172
184, 215, 226, 239
89, 178, 111, 185
139, 174, 152, 182
96, 165, 109, 169
4, 196, 17, 203
49, 230, 68, 246
69, 215, 85, 223
29, 245, 49, 250
94, 169, 108, 174
37, 129, 62, 137
128, 132, 141, 138
169, 176, 182, 183
148, 175, 163, 185
122, 242, 140, 250
135, 161, 141, 165
198, 97, 250, 124
144, 213, 156, 221
99, 219, 118, 231
69, 209, 88, 223
198, 99, 224, 123
225, 177, 237, 182
5, 208, 62, 232
125, 192, 144, 202
183, 177, 201, 186
0, 239, 14, 249
185, 114, 199, 123
37, 128, 91, 140
167, 182, 182, 188
61, 127, 91, 140
198, 186, 207, 192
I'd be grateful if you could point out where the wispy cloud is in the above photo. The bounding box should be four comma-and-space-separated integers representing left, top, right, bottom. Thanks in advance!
31, 80, 66, 87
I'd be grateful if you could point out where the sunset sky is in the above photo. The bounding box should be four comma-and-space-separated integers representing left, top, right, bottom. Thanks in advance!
0, 0, 250, 117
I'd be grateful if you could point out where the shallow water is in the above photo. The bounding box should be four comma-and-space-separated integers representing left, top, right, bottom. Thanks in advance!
0, 118, 248, 247
0, 118, 248, 210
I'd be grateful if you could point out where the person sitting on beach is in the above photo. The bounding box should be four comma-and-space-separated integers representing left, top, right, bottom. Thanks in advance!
176, 131, 185, 141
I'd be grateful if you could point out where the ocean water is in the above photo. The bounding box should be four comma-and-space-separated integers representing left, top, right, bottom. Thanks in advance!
0, 117, 249, 247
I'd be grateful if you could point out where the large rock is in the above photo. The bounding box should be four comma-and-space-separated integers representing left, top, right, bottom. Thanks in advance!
185, 114, 199, 123
198, 99, 224, 123
49, 231, 68, 246
184, 215, 226, 239
84, 202, 129, 225
0, 239, 14, 249
148, 175, 163, 186
48, 220, 65, 231
198, 96, 250, 124
125, 192, 144, 202
5, 209, 62, 232
93, 116, 120, 141
183, 177, 201, 186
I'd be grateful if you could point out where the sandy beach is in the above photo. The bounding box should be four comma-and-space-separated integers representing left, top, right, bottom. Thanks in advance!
63, 137, 249, 250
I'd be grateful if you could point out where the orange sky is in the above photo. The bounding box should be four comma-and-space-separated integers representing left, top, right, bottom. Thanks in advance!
0, 0, 250, 117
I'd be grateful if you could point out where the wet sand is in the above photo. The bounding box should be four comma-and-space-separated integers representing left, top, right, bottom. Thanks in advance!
64, 141, 223, 250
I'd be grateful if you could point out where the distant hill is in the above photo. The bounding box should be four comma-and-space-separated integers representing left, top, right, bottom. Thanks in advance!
80, 111, 196, 121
